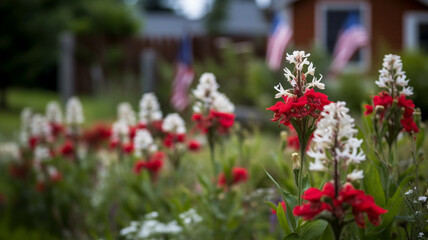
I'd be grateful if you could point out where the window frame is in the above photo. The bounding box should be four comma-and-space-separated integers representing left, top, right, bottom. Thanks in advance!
315, 1, 371, 72
404, 11, 428, 50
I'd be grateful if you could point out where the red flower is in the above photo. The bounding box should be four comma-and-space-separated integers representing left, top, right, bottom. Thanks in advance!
129, 125, 138, 140
109, 139, 119, 149
188, 140, 201, 151
84, 123, 112, 147
401, 118, 419, 133
122, 142, 134, 154
134, 152, 165, 175
272, 201, 286, 214
29, 136, 38, 150
373, 92, 393, 108
218, 167, 249, 186
145, 152, 165, 175
293, 202, 332, 220
50, 123, 64, 137
267, 90, 330, 126
293, 182, 387, 228
134, 160, 146, 174
192, 111, 235, 135
210, 111, 235, 128
59, 140, 74, 157
152, 120, 164, 132
163, 133, 186, 148
364, 104, 373, 116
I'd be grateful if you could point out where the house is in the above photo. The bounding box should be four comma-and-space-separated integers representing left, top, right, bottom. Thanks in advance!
143, 0, 269, 37
284, 0, 428, 71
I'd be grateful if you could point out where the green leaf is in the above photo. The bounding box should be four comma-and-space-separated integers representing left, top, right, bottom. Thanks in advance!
283, 233, 299, 240
297, 220, 328, 240
364, 165, 385, 207
277, 203, 292, 235
264, 200, 278, 212
197, 173, 212, 192
265, 170, 297, 231
302, 174, 311, 191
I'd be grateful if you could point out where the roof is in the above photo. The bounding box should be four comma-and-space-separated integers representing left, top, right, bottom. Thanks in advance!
142, 1, 269, 36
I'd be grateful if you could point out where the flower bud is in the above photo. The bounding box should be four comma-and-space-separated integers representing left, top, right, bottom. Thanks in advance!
375, 105, 384, 114
292, 152, 300, 170
414, 108, 422, 124
280, 131, 288, 141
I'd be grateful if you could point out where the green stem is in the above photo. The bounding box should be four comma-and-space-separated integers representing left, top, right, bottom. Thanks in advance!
332, 222, 343, 240
208, 131, 218, 179
297, 134, 307, 205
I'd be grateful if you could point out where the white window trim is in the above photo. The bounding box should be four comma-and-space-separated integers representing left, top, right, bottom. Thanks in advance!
315, 1, 371, 72
404, 11, 428, 50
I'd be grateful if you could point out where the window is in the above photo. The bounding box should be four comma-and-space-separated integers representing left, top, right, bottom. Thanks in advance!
315, 2, 371, 70
404, 12, 428, 52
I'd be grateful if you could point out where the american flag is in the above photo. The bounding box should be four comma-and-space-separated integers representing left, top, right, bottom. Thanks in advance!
266, 13, 293, 70
171, 34, 195, 111
329, 13, 369, 77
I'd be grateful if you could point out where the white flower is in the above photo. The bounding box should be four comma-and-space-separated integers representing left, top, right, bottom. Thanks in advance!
34, 145, 50, 163
133, 129, 155, 156
405, 189, 414, 195
308, 102, 365, 177
347, 169, 364, 181
46, 101, 62, 124
66, 97, 84, 125
377, 54, 413, 96
283, 68, 296, 87
162, 113, 186, 134
47, 165, 59, 178
276, 50, 325, 100
306, 62, 315, 76
139, 93, 163, 124
418, 232, 424, 238
274, 83, 288, 99
117, 102, 136, 126
192, 72, 219, 106
286, 51, 310, 65
21, 108, 33, 131
111, 120, 130, 143
31, 114, 51, 138
418, 196, 427, 203
306, 74, 325, 90
0, 143, 21, 162
401, 86, 414, 96
179, 208, 203, 225
309, 159, 328, 172
212, 93, 235, 113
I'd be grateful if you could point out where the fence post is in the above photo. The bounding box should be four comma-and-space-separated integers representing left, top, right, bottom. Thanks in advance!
58, 32, 75, 103
140, 49, 157, 93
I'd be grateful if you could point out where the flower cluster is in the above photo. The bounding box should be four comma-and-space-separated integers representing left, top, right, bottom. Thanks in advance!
217, 167, 249, 187
267, 51, 330, 127
293, 182, 388, 228
308, 102, 365, 182
191, 73, 235, 134
139, 93, 163, 128
162, 113, 186, 148
134, 151, 165, 178
365, 54, 418, 133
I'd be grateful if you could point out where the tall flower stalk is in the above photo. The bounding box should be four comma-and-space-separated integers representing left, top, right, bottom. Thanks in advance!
294, 102, 387, 239
191, 73, 235, 179
365, 54, 419, 158
266, 51, 330, 204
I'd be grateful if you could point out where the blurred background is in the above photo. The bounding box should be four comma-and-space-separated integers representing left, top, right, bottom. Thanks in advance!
1, 0, 428, 136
